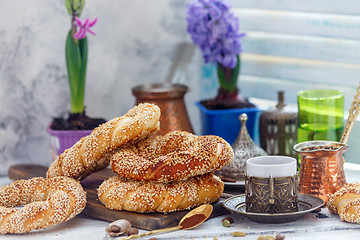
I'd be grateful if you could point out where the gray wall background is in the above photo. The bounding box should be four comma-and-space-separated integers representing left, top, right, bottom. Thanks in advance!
0, 0, 209, 175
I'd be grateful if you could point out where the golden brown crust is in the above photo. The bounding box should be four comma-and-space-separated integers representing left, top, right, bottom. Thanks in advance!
110, 131, 234, 183
97, 173, 224, 213
47, 103, 161, 180
327, 182, 360, 223
0, 176, 86, 234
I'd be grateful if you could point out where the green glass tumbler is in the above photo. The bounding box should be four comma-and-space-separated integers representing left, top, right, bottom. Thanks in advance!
297, 89, 344, 143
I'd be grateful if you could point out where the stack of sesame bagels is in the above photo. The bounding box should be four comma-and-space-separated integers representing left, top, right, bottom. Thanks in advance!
98, 130, 234, 213
0, 103, 233, 234
0, 103, 161, 234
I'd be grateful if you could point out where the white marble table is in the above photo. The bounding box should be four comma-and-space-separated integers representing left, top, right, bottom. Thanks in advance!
1, 163, 360, 240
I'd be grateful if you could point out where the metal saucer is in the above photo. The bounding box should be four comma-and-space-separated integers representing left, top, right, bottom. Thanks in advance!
223, 194, 325, 224
223, 180, 245, 189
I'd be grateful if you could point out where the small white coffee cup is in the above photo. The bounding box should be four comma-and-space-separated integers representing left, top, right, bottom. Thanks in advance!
245, 156, 299, 214
246, 156, 297, 178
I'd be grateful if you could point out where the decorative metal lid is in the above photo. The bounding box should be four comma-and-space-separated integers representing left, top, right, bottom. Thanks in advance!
260, 91, 297, 157
217, 113, 267, 181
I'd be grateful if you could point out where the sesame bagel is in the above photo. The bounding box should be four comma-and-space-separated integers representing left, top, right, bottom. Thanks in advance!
110, 131, 234, 183
98, 172, 223, 213
0, 176, 86, 234
47, 103, 161, 180
327, 182, 360, 223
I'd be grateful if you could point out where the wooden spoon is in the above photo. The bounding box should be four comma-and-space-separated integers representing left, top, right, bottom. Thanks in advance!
118, 204, 213, 240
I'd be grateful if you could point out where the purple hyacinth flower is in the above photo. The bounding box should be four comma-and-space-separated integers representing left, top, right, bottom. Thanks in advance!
186, 0, 245, 69
74, 17, 98, 40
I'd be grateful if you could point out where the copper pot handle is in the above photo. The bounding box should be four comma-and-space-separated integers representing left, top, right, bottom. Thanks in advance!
340, 83, 360, 144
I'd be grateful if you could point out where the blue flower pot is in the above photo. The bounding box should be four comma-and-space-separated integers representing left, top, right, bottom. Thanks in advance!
196, 102, 261, 145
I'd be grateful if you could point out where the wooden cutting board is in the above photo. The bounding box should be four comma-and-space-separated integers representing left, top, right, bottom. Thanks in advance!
7, 164, 231, 230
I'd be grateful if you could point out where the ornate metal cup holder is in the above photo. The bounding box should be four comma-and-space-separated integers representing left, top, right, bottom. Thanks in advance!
245, 174, 298, 214
223, 194, 325, 224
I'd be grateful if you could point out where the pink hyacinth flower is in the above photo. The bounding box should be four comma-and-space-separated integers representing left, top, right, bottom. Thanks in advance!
74, 17, 98, 40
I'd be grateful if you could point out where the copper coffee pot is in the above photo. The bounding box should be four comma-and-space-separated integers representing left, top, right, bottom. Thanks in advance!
132, 83, 194, 136
294, 141, 348, 202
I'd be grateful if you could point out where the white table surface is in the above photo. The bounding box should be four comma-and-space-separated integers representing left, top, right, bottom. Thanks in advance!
1, 163, 360, 240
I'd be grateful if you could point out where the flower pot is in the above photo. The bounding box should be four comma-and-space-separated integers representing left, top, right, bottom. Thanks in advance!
47, 127, 92, 160
196, 102, 261, 145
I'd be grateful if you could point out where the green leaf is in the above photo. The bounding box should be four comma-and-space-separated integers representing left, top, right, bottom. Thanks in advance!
65, 0, 85, 17
65, 0, 73, 15
66, 30, 85, 113
217, 55, 240, 92
77, 37, 88, 113
73, 0, 80, 7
